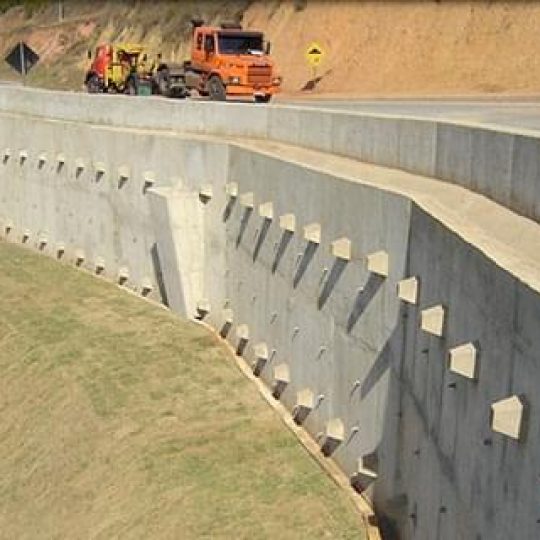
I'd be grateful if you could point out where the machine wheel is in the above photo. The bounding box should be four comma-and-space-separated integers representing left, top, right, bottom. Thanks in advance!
127, 80, 137, 96
255, 94, 272, 104
208, 75, 226, 101
156, 69, 170, 96
86, 74, 101, 94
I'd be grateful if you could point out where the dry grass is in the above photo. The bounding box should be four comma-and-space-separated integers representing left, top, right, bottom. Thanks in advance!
0, 240, 364, 540
0, 0, 251, 90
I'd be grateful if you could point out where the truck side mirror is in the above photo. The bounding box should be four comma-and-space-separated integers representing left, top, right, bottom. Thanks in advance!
87, 49, 92, 60
265, 42, 271, 55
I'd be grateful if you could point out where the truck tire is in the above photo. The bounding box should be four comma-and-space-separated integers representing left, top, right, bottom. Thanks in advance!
208, 75, 226, 101
156, 70, 170, 97
86, 74, 101, 94
126, 76, 138, 96
255, 94, 272, 104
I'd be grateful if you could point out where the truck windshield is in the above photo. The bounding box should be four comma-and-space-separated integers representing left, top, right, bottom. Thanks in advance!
217, 33, 264, 55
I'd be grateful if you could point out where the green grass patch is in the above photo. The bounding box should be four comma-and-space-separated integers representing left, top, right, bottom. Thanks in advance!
0, 240, 365, 539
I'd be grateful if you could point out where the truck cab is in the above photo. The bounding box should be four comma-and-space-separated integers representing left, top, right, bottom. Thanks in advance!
187, 24, 281, 102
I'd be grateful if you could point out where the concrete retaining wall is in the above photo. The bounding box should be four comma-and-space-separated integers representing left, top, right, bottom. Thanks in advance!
0, 87, 540, 222
1, 90, 539, 540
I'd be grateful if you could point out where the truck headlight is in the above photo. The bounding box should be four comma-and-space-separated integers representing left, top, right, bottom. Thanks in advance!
228, 76, 241, 85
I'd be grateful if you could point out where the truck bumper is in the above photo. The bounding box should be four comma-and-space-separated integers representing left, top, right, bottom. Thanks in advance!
226, 84, 280, 97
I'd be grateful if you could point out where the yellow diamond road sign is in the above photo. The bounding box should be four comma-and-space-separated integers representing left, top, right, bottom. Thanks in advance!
305, 42, 324, 67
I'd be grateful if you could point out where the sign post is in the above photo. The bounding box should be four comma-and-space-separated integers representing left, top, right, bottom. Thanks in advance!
19, 42, 26, 78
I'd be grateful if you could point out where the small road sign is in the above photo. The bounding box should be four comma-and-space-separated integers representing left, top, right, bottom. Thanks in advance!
305, 42, 324, 67
4, 42, 40, 77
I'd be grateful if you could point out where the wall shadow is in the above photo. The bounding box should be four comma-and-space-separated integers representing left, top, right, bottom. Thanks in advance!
151, 242, 169, 307
253, 217, 271, 262
236, 207, 253, 247
293, 241, 318, 288
271, 230, 293, 273
293, 405, 312, 425
236, 337, 248, 356
318, 258, 347, 309
347, 273, 385, 332
253, 357, 267, 377
348, 308, 407, 540
321, 436, 342, 457
361, 338, 392, 400
220, 321, 232, 338
222, 197, 236, 222
272, 380, 288, 400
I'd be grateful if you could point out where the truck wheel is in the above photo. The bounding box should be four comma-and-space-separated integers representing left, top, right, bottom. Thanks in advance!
255, 94, 272, 104
208, 75, 226, 101
86, 74, 101, 94
156, 70, 170, 97
127, 79, 137, 96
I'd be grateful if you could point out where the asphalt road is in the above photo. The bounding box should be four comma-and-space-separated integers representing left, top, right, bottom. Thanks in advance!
280, 97, 540, 132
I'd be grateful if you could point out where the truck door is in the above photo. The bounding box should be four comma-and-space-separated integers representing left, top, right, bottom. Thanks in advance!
202, 33, 217, 73
191, 30, 216, 73
191, 29, 204, 69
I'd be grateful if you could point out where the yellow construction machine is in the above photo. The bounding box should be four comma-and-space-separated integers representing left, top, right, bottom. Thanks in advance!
85, 43, 153, 95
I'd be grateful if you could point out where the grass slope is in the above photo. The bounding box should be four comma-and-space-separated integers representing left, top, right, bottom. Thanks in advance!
0, 240, 364, 539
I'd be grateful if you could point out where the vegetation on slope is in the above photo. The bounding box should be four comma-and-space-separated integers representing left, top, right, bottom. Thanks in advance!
0, 241, 364, 539
0, 0, 252, 90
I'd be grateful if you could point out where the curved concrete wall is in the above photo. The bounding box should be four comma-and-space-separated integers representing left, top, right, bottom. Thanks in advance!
1, 89, 539, 540
0, 87, 539, 223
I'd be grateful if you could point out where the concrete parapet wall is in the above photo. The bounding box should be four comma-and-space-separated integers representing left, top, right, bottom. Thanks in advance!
1, 94, 540, 539
0, 87, 540, 222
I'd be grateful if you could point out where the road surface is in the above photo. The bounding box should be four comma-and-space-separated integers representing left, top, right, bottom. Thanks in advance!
280, 97, 540, 132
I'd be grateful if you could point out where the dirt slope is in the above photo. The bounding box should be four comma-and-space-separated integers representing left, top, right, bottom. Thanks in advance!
1, 1, 540, 96
246, 0, 540, 96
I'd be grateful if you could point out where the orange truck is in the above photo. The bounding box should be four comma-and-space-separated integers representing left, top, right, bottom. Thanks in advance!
155, 21, 282, 102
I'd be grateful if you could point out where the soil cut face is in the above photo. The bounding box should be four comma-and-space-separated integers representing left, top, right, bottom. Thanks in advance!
1, 1, 540, 97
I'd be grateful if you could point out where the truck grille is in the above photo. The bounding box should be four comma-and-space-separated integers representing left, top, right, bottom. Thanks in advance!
248, 65, 272, 85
